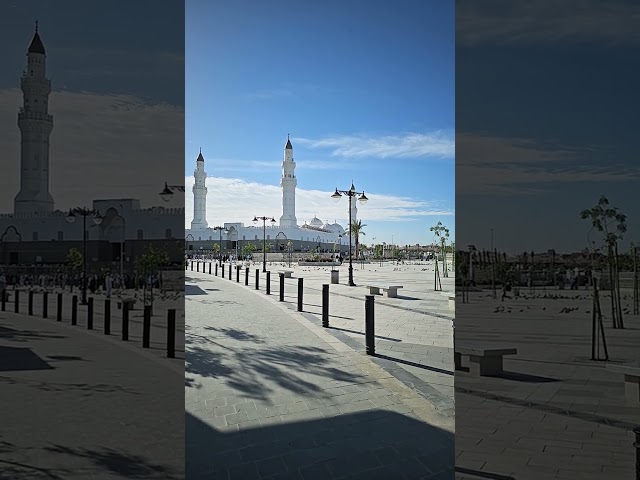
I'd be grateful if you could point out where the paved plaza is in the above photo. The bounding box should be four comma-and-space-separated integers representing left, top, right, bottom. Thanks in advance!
0, 303, 184, 479
455, 288, 640, 479
185, 260, 455, 479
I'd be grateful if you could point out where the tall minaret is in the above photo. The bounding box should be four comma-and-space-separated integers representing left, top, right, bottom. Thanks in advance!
349, 181, 358, 225
279, 134, 297, 227
14, 22, 55, 215
191, 149, 208, 230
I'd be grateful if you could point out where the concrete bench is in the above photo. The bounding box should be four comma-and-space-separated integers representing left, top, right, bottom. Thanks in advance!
607, 363, 640, 404
117, 298, 137, 310
280, 271, 294, 278
366, 284, 403, 298
455, 345, 518, 376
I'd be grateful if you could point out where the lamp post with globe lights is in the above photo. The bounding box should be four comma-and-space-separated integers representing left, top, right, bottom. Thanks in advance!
66, 207, 103, 305
253, 216, 276, 272
331, 182, 368, 287
159, 182, 185, 202
213, 226, 228, 264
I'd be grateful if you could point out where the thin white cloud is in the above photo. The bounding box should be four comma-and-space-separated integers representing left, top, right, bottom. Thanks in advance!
184, 177, 453, 228
457, 0, 640, 47
294, 132, 454, 159
457, 133, 640, 195
0, 88, 184, 212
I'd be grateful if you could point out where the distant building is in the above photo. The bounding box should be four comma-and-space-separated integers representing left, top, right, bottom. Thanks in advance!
0, 24, 183, 268
185, 136, 354, 255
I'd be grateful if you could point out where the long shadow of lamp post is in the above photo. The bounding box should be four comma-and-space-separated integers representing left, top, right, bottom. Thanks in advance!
331, 182, 368, 287
66, 207, 103, 305
253, 216, 276, 272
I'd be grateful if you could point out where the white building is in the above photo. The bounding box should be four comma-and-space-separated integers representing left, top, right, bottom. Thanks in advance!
0, 25, 183, 266
185, 137, 356, 254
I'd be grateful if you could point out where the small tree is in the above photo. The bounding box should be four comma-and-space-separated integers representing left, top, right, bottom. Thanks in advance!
66, 248, 83, 293
430, 222, 450, 277
242, 242, 256, 260
212, 243, 220, 257
134, 245, 170, 312
580, 196, 627, 329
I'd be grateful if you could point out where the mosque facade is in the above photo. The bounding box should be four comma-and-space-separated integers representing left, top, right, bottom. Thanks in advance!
0, 25, 183, 267
185, 137, 354, 255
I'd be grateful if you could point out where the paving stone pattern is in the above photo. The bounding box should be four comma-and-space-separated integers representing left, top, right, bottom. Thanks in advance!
0, 309, 184, 479
186, 270, 455, 479
455, 288, 640, 479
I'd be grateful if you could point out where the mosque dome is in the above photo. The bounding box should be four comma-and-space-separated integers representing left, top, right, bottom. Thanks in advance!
331, 222, 345, 235
309, 216, 323, 227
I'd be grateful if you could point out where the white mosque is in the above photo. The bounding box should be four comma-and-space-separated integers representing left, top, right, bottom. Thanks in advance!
185, 136, 355, 254
0, 24, 183, 266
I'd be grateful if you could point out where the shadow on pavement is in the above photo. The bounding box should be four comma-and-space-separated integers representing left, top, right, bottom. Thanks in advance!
186, 410, 454, 479
0, 345, 54, 372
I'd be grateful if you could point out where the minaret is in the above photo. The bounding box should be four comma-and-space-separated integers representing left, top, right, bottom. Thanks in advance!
191, 149, 208, 230
14, 22, 55, 215
279, 134, 297, 227
349, 181, 358, 226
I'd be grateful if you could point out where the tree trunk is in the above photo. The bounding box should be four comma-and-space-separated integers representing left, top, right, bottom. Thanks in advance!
614, 242, 623, 328
607, 245, 617, 328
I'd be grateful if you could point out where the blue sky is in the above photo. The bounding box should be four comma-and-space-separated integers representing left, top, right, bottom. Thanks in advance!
185, 0, 455, 247
456, 0, 640, 255
0, 1, 184, 213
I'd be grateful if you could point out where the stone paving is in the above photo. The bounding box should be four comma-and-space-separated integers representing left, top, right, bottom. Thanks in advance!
185, 270, 455, 479
189, 260, 455, 417
454, 288, 640, 479
0, 308, 184, 479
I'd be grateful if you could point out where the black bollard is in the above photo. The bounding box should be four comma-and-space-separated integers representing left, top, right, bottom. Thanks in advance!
634, 427, 640, 480
14, 289, 20, 313
122, 301, 129, 341
322, 284, 329, 327
266, 271, 271, 295
222, 264, 225, 278
167, 309, 176, 358
236, 265, 240, 283
255, 269, 260, 290
209, 262, 212, 275
190, 261, 193, 271
71, 295, 78, 325
42, 292, 48, 318
279, 273, 284, 302
1, 289, 5, 311
28, 290, 34, 315
297, 278, 303, 312
143, 305, 151, 348
215, 263, 218, 276
365, 295, 375, 355
197, 262, 200, 272
229, 264, 232, 280
87, 297, 94, 329
245, 267, 249, 285
56, 293, 62, 321
104, 299, 111, 335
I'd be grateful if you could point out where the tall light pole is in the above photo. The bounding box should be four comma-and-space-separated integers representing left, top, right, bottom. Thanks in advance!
66, 207, 103, 305
331, 182, 368, 287
253, 216, 276, 272
213, 226, 227, 264
118, 203, 125, 279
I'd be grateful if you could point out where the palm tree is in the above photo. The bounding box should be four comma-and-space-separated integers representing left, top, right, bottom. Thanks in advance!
349, 220, 367, 259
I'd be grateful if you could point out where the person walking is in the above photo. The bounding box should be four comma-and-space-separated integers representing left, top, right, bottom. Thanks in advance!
105, 272, 113, 299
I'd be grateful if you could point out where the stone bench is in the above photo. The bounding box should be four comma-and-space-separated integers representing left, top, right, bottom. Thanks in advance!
117, 298, 137, 310
607, 363, 640, 404
455, 345, 518, 376
366, 284, 403, 298
280, 271, 294, 278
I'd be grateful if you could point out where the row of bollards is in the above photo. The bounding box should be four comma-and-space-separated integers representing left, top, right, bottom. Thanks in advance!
3, 288, 176, 358
197, 260, 376, 356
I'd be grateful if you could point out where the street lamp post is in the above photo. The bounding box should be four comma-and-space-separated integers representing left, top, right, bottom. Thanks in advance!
159, 182, 186, 201
331, 182, 368, 287
253, 216, 276, 272
118, 203, 125, 279
213, 226, 227, 264
66, 207, 103, 305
